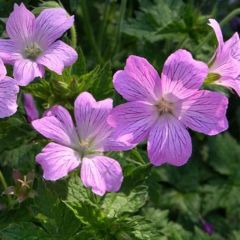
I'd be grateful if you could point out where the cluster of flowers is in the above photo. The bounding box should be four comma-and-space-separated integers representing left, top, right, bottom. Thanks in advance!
1, 3, 240, 196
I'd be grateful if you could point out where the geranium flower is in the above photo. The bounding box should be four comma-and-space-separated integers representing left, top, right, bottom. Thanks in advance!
108, 50, 228, 166
0, 3, 78, 86
0, 58, 19, 118
207, 19, 240, 95
32, 92, 130, 196
23, 93, 39, 122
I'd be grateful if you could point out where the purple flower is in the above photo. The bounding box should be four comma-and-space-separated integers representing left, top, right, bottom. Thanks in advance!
23, 94, 39, 122
208, 19, 240, 95
0, 58, 19, 118
108, 50, 228, 166
202, 221, 214, 235
32, 92, 130, 196
0, 3, 78, 86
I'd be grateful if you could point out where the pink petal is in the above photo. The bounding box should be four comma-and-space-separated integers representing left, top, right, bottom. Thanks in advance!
215, 77, 240, 96
74, 92, 113, 149
37, 41, 78, 75
175, 90, 228, 135
0, 58, 6, 79
107, 101, 158, 145
13, 59, 45, 86
147, 115, 192, 166
6, 3, 35, 43
0, 77, 19, 118
81, 156, 123, 196
35, 8, 74, 48
0, 39, 21, 64
208, 19, 224, 49
32, 105, 79, 148
161, 49, 208, 99
113, 55, 161, 103
23, 93, 39, 122
36, 142, 80, 181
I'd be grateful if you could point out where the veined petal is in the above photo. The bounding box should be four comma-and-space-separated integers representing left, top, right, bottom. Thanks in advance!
0, 58, 6, 79
0, 39, 21, 63
32, 106, 79, 148
81, 156, 123, 196
13, 59, 45, 86
147, 115, 192, 166
107, 101, 158, 145
0, 77, 19, 118
175, 90, 228, 135
113, 55, 161, 103
37, 41, 78, 74
35, 8, 74, 48
74, 92, 113, 149
161, 49, 208, 100
36, 143, 80, 181
6, 3, 35, 43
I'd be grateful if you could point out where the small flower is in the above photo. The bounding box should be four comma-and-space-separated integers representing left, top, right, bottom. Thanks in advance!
0, 58, 19, 118
4, 170, 36, 203
23, 93, 39, 122
32, 92, 130, 196
108, 50, 228, 166
207, 19, 240, 95
0, 3, 78, 86
202, 220, 214, 236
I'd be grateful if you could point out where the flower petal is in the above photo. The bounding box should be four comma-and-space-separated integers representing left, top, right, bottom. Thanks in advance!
36, 142, 80, 181
161, 49, 208, 99
37, 41, 78, 74
147, 115, 192, 166
0, 39, 21, 63
13, 59, 45, 86
113, 55, 161, 103
35, 8, 74, 48
208, 19, 224, 49
81, 156, 123, 196
74, 92, 113, 149
108, 101, 158, 145
23, 93, 39, 122
0, 77, 19, 118
6, 3, 35, 43
32, 105, 79, 147
0, 58, 6, 79
215, 77, 240, 96
175, 90, 228, 135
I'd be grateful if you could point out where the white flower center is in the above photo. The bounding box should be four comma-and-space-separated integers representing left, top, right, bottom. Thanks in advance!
24, 42, 42, 60
78, 139, 96, 158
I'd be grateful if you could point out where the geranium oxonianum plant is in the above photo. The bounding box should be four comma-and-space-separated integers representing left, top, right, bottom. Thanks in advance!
108, 50, 228, 166
0, 3, 78, 86
32, 92, 132, 196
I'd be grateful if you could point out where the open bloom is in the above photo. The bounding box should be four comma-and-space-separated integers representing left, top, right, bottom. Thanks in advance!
32, 92, 130, 196
23, 94, 39, 122
0, 58, 19, 118
208, 19, 240, 95
108, 50, 228, 166
0, 3, 78, 86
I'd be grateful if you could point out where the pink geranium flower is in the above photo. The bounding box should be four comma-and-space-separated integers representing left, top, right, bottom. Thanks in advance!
0, 3, 78, 86
0, 58, 19, 118
32, 92, 130, 196
208, 19, 240, 95
108, 50, 228, 166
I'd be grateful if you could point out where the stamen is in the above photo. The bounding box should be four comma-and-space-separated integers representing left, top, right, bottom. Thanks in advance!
24, 42, 42, 60
156, 98, 173, 115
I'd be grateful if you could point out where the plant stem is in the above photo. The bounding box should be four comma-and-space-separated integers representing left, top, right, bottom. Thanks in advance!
0, 170, 11, 205
113, 0, 127, 57
81, 0, 102, 63
70, 24, 77, 50
194, 8, 240, 54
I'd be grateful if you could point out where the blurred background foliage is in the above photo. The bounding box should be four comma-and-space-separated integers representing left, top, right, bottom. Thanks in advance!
0, 0, 240, 239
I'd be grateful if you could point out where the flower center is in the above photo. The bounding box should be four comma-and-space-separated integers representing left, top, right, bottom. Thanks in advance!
78, 139, 95, 158
156, 98, 173, 115
24, 42, 42, 60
